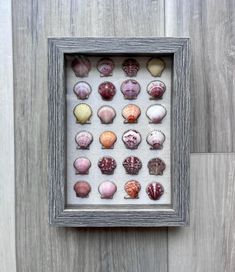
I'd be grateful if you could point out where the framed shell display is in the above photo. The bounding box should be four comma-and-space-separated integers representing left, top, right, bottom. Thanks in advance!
48, 37, 190, 227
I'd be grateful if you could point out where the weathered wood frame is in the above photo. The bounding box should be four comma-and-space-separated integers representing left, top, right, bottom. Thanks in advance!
48, 37, 190, 227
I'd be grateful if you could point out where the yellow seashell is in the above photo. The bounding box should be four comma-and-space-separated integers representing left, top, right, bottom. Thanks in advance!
73, 103, 92, 124
147, 58, 165, 77
99, 131, 117, 149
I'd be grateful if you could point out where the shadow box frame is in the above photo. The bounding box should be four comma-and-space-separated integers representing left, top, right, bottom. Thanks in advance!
48, 37, 190, 227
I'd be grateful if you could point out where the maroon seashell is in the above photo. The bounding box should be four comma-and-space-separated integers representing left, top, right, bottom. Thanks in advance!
123, 156, 142, 175
121, 79, 141, 100
122, 129, 141, 149
71, 56, 91, 77
73, 157, 91, 175
97, 58, 114, 77
147, 158, 166, 175
147, 80, 166, 99
98, 156, 117, 175
146, 182, 164, 200
98, 81, 116, 100
73, 181, 91, 198
124, 180, 141, 199
122, 58, 140, 77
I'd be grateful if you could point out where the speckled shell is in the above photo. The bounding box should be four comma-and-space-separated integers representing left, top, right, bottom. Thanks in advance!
71, 56, 91, 77
98, 181, 117, 199
121, 79, 141, 99
98, 156, 117, 175
147, 80, 166, 99
97, 105, 116, 124
99, 131, 117, 149
75, 131, 93, 149
146, 130, 165, 149
124, 180, 141, 199
73, 181, 91, 198
122, 58, 140, 77
73, 103, 92, 124
123, 156, 142, 175
73, 81, 92, 100
146, 104, 167, 123
146, 182, 164, 200
147, 158, 166, 175
73, 157, 91, 174
147, 58, 165, 77
122, 129, 142, 149
122, 104, 141, 123
98, 81, 116, 100
97, 58, 114, 77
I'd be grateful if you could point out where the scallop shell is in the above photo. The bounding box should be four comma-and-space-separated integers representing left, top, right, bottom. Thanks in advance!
146, 104, 167, 123
123, 156, 142, 175
97, 105, 116, 124
146, 182, 164, 200
73, 81, 92, 100
98, 156, 117, 175
147, 80, 166, 99
146, 130, 165, 149
124, 180, 141, 199
147, 158, 166, 175
97, 58, 114, 77
98, 181, 117, 199
71, 56, 91, 77
122, 104, 141, 123
122, 58, 140, 77
73, 157, 91, 174
73, 181, 91, 198
75, 131, 93, 149
73, 103, 92, 124
121, 79, 141, 99
98, 81, 116, 100
147, 58, 165, 77
122, 129, 141, 149
99, 131, 117, 149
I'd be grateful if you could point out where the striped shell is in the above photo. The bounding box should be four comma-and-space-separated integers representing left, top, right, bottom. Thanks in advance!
146, 130, 165, 149
124, 180, 141, 199
73, 157, 91, 175
146, 104, 167, 123
147, 80, 166, 99
122, 104, 141, 123
75, 131, 93, 149
97, 58, 114, 77
122, 58, 140, 77
121, 79, 141, 99
123, 156, 142, 175
73, 81, 92, 100
147, 58, 165, 77
98, 181, 117, 199
97, 105, 116, 124
99, 131, 117, 149
146, 182, 164, 200
122, 129, 141, 149
71, 56, 91, 77
147, 158, 166, 175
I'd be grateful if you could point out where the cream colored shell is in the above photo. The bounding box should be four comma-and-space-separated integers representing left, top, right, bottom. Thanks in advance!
147, 58, 165, 77
73, 103, 92, 124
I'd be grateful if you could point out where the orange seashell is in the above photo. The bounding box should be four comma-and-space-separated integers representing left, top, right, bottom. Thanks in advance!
122, 104, 141, 123
99, 131, 117, 149
124, 180, 141, 199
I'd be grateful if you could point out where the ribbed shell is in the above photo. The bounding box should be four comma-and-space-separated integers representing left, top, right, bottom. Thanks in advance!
98, 156, 117, 175
71, 56, 91, 77
147, 158, 166, 175
73, 81, 92, 100
146, 130, 165, 149
124, 180, 141, 199
122, 58, 140, 77
122, 104, 141, 123
99, 131, 117, 149
97, 105, 116, 124
97, 58, 114, 77
147, 58, 165, 77
146, 182, 164, 200
75, 131, 93, 149
146, 104, 167, 123
122, 129, 142, 149
123, 156, 142, 175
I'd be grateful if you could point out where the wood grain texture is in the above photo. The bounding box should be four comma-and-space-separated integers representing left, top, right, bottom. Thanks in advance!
0, 1, 16, 271
13, 0, 168, 271
168, 154, 235, 272
166, 0, 235, 152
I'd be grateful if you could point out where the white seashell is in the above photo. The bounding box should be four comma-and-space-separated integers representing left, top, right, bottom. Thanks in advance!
75, 131, 93, 149
146, 104, 167, 123
146, 130, 165, 149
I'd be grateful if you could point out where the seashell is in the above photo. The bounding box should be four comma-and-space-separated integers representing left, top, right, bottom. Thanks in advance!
99, 131, 117, 149
98, 81, 116, 100
121, 79, 141, 100
97, 105, 116, 124
122, 104, 141, 123
147, 158, 166, 175
147, 80, 166, 99
74, 157, 91, 174
146, 130, 165, 149
75, 131, 93, 149
98, 181, 117, 199
146, 182, 164, 200
123, 156, 142, 175
97, 58, 114, 77
147, 58, 165, 77
122, 58, 140, 77
71, 56, 91, 77
122, 129, 141, 149
124, 180, 141, 199
146, 104, 167, 123
73, 181, 91, 198
73, 81, 92, 100
98, 156, 117, 175
73, 103, 92, 124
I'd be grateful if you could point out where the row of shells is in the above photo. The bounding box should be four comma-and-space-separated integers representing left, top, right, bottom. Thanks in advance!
71, 56, 166, 78
73, 156, 166, 176
74, 180, 164, 200
73, 104, 167, 124
73, 80, 166, 100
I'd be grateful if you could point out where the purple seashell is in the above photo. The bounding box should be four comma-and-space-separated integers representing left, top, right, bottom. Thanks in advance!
71, 56, 91, 77
147, 80, 166, 99
73, 181, 91, 198
73, 81, 92, 100
122, 129, 141, 149
146, 104, 167, 123
147, 158, 166, 175
123, 156, 142, 175
121, 79, 141, 99
122, 58, 140, 77
75, 131, 93, 149
73, 157, 91, 174
97, 105, 116, 124
146, 182, 164, 200
98, 81, 116, 100
98, 156, 117, 175
146, 130, 165, 150
97, 58, 114, 77
98, 181, 117, 199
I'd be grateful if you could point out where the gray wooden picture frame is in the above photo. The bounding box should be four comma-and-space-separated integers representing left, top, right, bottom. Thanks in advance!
48, 37, 190, 227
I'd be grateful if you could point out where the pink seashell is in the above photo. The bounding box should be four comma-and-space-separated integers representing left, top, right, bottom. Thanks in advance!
97, 105, 116, 124
146, 104, 167, 123
73, 157, 91, 174
73, 81, 92, 100
98, 181, 117, 199
146, 182, 164, 200
146, 130, 165, 149
122, 129, 141, 149
122, 104, 141, 123
123, 156, 142, 175
75, 131, 93, 149
98, 156, 117, 175
97, 58, 114, 77
71, 56, 91, 77
122, 58, 140, 77
147, 80, 166, 99
121, 79, 141, 99
73, 181, 91, 198
98, 81, 116, 100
